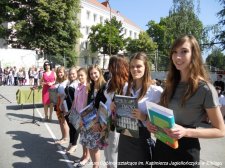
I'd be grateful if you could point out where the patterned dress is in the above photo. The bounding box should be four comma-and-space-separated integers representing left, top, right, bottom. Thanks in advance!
42, 71, 55, 105
79, 84, 105, 150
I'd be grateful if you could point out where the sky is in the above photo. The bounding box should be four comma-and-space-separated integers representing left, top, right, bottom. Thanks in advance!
102, 0, 223, 60
106, 0, 222, 30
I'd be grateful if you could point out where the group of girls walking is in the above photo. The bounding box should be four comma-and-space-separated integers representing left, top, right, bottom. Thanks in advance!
41, 35, 225, 168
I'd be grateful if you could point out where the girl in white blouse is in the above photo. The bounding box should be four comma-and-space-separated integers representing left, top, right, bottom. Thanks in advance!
112, 52, 163, 167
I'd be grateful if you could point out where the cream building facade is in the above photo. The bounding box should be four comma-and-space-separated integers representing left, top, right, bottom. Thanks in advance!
0, 0, 143, 68
78, 0, 143, 68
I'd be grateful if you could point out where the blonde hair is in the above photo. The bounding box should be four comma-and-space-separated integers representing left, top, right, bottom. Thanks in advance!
56, 66, 67, 83
68, 66, 78, 81
87, 64, 105, 92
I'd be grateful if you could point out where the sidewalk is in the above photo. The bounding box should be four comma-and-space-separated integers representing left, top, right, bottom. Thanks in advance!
0, 85, 105, 168
0, 85, 225, 168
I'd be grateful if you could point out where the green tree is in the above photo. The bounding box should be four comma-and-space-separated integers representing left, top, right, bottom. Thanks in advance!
0, 0, 81, 66
126, 31, 157, 54
88, 17, 124, 56
206, 47, 225, 70
215, 0, 225, 50
146, 20, 173, 55
125, 32, 158, 70
168, 0, 206, 43
146, 0, 206, 71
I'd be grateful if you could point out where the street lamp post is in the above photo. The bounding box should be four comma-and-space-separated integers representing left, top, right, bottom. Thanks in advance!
106, 0, 112, 57
102, 44, 106, 70
103, 53, 106, 70
154, 49, 158, 71
42, 50, 45, 60
63, 51, 66, 68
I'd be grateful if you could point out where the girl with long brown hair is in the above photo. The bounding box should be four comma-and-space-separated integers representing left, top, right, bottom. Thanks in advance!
104, 55, 129, 168
147, 35, 225, 167
112, 52, 163, 167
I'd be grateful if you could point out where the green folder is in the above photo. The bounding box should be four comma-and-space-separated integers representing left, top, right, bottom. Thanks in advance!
146, 101, 179, 149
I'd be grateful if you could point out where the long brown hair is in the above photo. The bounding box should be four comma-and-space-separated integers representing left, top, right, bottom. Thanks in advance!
126, 52, 153, 101
87, 64, 106, 92
160, 35, 210, 107
107, 55, 129, 94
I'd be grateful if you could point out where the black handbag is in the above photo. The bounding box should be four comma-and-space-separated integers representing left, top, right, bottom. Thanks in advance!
63, 86, 75, 116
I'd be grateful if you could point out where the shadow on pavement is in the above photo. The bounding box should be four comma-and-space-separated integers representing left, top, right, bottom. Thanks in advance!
6, 112, 59, 124
6, 131, 69, 168
6, 104, 43, 110
6, 112, 42, 122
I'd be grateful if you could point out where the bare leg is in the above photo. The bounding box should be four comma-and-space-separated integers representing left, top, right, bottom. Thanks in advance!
55, 116, 69, 144
80, 146, 90, 164
61, 117, 69, 139
44, 105, 48, 120
90, 149, 100, 168
49, 103, 53, 120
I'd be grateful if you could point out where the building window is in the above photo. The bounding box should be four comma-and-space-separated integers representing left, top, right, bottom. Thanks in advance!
134, 32, 137, 39
129, 30, 132, 37
84, 55, 88, 64
93, 14, 97, 22
100, 16, 103, 23
86, 26, 89, 35
86, 11, 90, 20
85, 41, 88, 49
124, 29, 127, 35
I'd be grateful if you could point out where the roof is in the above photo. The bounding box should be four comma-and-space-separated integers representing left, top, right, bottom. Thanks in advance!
85, 0, 143, 31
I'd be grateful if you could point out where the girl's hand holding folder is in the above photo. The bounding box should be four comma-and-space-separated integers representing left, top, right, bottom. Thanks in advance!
146, 121, 158, 133
132, 108, 147, 121
163, 124, 186, 139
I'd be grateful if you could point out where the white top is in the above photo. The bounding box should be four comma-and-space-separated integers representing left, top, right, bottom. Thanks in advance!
104, 81, 128, 115
123, 84, 163, 126
126, 85, 163, 115
55, 80, 69, 96
219, 95, 225, 106
69, 80, 79, 89
33, 71, 39, 79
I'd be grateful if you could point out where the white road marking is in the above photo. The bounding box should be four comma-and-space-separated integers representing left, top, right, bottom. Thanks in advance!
35, 108, 75, 168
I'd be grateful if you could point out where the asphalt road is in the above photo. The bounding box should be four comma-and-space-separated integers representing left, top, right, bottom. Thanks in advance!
0, 86, 224, 168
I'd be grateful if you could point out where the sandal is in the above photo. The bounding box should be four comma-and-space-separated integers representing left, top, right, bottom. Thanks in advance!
67, 145, 77, 154
65, 143, 72, 151
49, 115, 52, 121
76, 159, 90, 167
55, 138, 68, 144
44, 115, 48, 121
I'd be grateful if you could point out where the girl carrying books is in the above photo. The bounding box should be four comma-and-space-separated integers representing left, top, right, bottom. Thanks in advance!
147, 35, 225, 167
103, 55, 129, 168
78, 65, 106, 168
111, 52, 163, 167
71, 67, 89, 166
